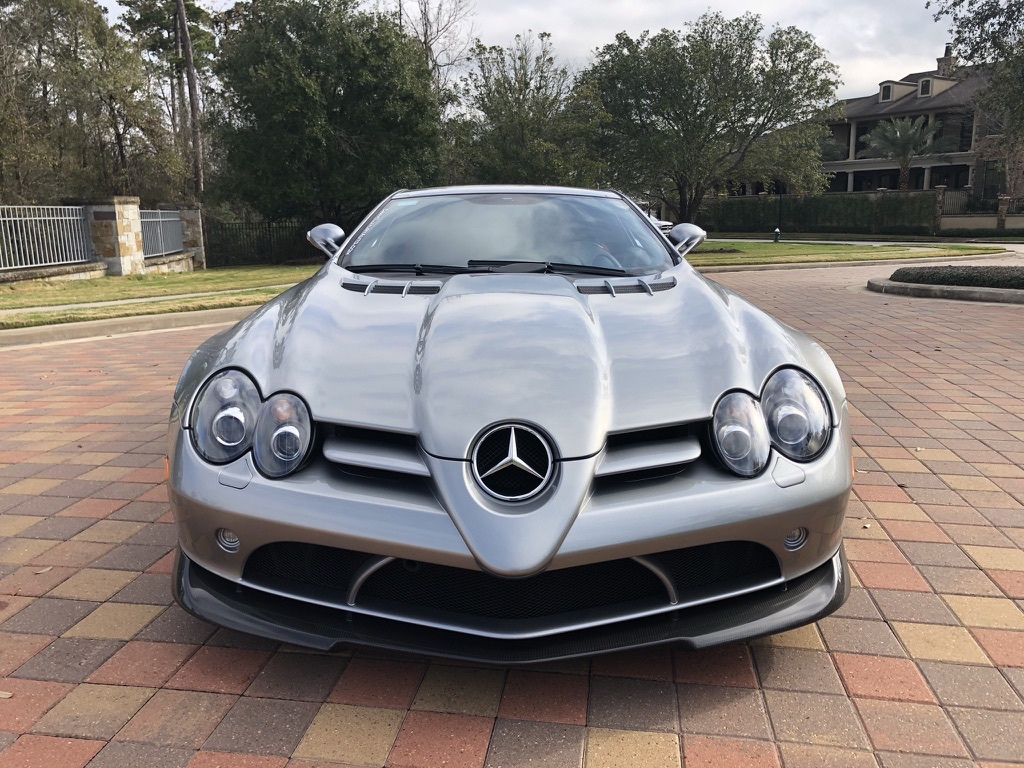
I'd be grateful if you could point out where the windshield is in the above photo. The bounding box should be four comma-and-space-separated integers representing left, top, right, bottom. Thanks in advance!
341, 192, 676, 274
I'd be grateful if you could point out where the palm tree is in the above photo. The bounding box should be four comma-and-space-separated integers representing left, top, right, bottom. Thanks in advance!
858, 116, 955, 189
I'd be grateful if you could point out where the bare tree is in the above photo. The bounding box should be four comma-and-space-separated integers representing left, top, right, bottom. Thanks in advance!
391, 0, 475, 105
175, 0, 202, 194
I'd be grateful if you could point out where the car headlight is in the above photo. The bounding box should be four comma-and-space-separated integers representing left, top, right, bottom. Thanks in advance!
253, 393, 313, 478
192, 370, 260, 463
712, 392, 771, 477
762, 368, 831, 461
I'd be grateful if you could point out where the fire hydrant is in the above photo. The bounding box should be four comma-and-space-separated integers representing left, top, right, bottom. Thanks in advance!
773, 227, 781, 243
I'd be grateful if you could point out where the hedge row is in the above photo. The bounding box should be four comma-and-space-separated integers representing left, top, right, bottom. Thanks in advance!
889, 265, 1024, 289
698, 193, 935, 235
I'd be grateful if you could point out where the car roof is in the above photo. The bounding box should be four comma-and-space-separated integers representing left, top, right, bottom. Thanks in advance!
392, 185, 623, 200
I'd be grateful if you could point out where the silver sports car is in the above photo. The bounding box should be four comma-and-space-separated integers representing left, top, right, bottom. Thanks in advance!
169, 185, 852, 663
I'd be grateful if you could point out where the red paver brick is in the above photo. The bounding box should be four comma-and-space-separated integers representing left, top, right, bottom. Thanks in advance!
497, 671, 588, 725
56, 499, 125, 519
973, 628, 1024, 667
832, 653, 935, 703
385, 710, 492, 768
328, 657, 427, 709
0, 566, 77, 597
0, 678, 74, 733
591, 646, 673, 681
843, 540, 908, 564
674, 644, 758, 688
187, 751, 288, 768
146, 552, 176, 575
880, 520, 951, 543
855, 699, 968, 757
989, 569, 1024, 598
683, 735, 780, 768
851, 561, 932, 592
0, 733, 104, 768
115, 689, 235, 749
855, 485, 912, 503
87, 640, 197, 687
0, 633, 53, 677
165, 647, 270, 694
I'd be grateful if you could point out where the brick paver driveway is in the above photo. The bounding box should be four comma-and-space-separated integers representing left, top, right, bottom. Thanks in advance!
1, 260, 1023, 768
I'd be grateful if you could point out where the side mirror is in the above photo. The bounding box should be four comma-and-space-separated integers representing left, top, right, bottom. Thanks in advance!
307, 223, 346, 259
667, 223, 706, 256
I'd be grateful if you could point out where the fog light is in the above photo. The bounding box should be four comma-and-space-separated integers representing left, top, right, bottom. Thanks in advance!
784, 527, 808, 551
216, 528, 241, 553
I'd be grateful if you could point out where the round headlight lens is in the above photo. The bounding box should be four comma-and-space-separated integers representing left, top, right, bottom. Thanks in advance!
253, 393, 312, 477
762, 369, 831, 461
712, 392, 770, 477
192, 370, 260, 463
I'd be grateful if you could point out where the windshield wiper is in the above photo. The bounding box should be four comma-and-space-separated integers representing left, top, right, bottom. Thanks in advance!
466, 259, 629, 276
345, 263, 482, 275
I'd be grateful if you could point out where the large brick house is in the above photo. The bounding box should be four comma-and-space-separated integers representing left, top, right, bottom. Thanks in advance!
824, 46, 1003, 197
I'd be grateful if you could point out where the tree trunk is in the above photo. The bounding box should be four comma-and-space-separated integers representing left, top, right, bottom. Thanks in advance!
176, 0, 203, 195
899, 166, 910, 190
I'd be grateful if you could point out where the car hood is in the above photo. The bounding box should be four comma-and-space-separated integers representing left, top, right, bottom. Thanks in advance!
180, 262, 842, 460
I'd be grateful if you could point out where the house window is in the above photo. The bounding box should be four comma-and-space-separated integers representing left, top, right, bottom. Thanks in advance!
881, 84, 892, 101
919, 79, 932, 96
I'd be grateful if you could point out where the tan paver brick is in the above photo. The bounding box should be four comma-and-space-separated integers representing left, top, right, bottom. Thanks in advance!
892, 622, 991, 664
63, 603, 163, 640
965, 545, 1024, 571
71, 521, 146, 544
0, 516, 43, 537
47, 569, 136, 601
943, 594, 1024, 629
292, 703, 403, 764
31, 683, 154, 740
412, 665, 505, 716
585, 728, 680, 768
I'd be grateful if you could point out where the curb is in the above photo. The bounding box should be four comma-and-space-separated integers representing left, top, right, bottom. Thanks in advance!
866, 278, 1024, 304
0, 306, 255, 348
696, 250, 1015, 273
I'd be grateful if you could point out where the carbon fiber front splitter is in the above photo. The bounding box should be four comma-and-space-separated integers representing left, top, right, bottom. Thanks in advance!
173, 545, 849, 665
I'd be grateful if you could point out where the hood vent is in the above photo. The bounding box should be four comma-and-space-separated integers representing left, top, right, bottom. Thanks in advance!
342, 279, 442, 296
576, 277, 676, 296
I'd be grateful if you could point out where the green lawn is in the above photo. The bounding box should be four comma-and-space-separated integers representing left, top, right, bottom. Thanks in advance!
0, 241, 1008, 330
0, 264, 321, 310
688, 240, 1002, 267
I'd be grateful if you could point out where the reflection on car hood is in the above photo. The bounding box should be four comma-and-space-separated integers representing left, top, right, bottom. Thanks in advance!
187, 263, 840, 459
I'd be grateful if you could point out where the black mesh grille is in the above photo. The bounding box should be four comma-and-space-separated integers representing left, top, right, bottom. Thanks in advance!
341, 280, 441, 295
577, 278, 675, 295
361, 558, 664, 619
244, 542, 371, 592
242, 541, 780, 622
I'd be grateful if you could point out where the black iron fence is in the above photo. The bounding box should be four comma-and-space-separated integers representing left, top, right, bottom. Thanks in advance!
203, 219, 319, 267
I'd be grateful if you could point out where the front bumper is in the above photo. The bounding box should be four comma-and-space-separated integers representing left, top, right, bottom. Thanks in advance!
174, 544, 848, 664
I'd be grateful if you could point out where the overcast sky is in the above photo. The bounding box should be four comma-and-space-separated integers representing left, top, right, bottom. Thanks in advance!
101, 0, 955, 100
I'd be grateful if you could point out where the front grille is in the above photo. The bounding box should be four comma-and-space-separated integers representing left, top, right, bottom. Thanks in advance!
243, 541, 780, 622
360, 558, 663, 619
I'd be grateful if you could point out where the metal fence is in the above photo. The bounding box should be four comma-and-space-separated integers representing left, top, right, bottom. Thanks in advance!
203, 219, 319, 267
942, 189, 999, 215
141, 209, 184, 257
0, 206, 94, 270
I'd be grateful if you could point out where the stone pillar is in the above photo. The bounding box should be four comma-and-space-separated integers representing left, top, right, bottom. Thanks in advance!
934, 185, 947, 234
85, 197, 145, 276
923, 166, 932, 190
847, 172, 855, 192
997, 195, 1010, 229
179, 205, 206, 269
848, 121, 858, 160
